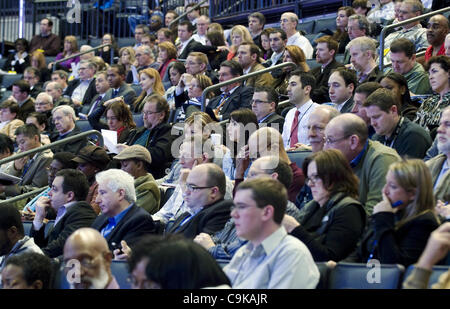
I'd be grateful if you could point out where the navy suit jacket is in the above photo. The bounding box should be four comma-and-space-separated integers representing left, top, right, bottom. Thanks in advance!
102, 83, 136, 106
31, 201, 97, 258
91, 204, 156, 251
207, 85, 253, 120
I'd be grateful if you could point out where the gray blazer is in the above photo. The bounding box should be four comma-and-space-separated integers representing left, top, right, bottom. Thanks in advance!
426, 154, 450, 202
4, 149, 53, 196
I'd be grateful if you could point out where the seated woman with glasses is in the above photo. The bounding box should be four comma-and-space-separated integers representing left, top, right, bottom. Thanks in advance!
331, 159, 441, 267
282, 149, 367, 262
88, 98, 137, 144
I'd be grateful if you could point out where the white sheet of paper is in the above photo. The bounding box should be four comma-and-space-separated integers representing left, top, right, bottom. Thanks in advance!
102, 129, 119, 154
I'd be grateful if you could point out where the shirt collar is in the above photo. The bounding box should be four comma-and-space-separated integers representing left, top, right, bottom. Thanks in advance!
258, 112, 275, 123
296, 99, 314, 113
350, 139, 369, 168
245, 226, 287, 257
111, 203, 133, 225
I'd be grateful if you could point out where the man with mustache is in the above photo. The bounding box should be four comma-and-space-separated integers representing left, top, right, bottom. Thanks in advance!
424, 14, 449, 62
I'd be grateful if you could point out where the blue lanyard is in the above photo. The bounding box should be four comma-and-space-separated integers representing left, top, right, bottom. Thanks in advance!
367, 239, 378, 263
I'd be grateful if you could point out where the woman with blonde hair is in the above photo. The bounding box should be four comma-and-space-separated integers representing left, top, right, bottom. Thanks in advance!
118, 46, 136, 79
132, 68, 165, 113
225, 25, 253, 61
51, 35, 80, 71
31, 50, 51, 82
342, 159, 440, 266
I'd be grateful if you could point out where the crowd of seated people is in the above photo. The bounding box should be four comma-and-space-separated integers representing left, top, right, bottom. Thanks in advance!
0, 0, 450, 290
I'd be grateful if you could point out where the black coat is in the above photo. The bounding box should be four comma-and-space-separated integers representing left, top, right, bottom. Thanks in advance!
50, 125, 87, 154
310, 59, 344, 104
165, 199, 233, 239
91, 204, 156, 252
207, 85, 253, 120
258, 112, 285, 133
31, 201, 97, 258
290, 193, 367, 262
126, 122, 174, 179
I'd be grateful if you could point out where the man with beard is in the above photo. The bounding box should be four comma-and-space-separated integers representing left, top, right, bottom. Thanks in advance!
63, 227, 119, 289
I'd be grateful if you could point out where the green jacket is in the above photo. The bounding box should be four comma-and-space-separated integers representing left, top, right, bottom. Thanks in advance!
135, 173, 161, 215
353, 140, 400, 215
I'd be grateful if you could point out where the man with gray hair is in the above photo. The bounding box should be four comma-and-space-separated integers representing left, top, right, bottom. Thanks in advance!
382, 0, 429, 63
280, 12, 313, 59
126, 45, 159, 85
69, 45, 95, 80
91, 169, 155, 252
49, 105, 87, 154
64, 59, 98, 108
192, 15, 210, 45
324, 113, 400, 215
344, 14, 371, 64
347, 36, 380, 83
45, 81, 71, 107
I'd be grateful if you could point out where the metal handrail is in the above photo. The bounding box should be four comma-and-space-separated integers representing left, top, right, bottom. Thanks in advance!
379, 6, 450, 70
168, 0, 208, 28
52, 43, 113, 71
201, 62, 297, 111
0, 186, 47, 205
0, 130, 104, 166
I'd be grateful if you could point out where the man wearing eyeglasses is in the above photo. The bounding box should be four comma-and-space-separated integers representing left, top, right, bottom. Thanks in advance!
224, 177, 319, 288
30, 169, 97, 258
63, 228, 118, 289
63, 60, 98, 108
251, 86, 284, 132
165, 163, 232, 239
324, 113, 400, 215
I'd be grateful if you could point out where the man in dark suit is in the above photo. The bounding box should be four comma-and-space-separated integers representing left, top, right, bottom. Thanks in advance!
24, 67, 43, 99
80, 71, 110, 117
251, 86, 284, 133
91, 169, 155, 252
63, 59, 98, 108
49, 105, 87, 154
31, 169, 97, 258
165, 163, 232, 239
177, 21, 202, 60
104, 64, 136, 106
310, 36, 344, 103
207, 60, 253, 121
11, 80, 35, 122
328, 67, 356, 113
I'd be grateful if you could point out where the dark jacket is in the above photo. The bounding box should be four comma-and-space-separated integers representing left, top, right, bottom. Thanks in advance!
126, 122, 174, 179
17, 97, 35, 122
91, 203, 156, 252
31, 201, 97, 258
50, 125, 87, 154
166, 199, 233, 239
338, 97, 355, 114
310, 59, 344, 103
178, 39, 203, 60
2, 53, 30, 74
258, 112, 285, 133
348, 210, 440, 266
290, 193, 367, 262
207, 85, 253, 120
64, 78, 98, 106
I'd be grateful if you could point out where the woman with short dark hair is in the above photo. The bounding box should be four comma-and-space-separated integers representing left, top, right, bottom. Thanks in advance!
283, 149, 366, 262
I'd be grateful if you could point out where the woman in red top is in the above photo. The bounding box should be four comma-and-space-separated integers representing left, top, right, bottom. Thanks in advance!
157, 41, 177, 79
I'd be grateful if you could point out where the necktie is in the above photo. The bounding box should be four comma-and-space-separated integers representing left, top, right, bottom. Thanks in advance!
215, 92, 230, 113
177, 43, 183, 57
289, 109, 300, 147
89, 95, 103, 115
112, 89, 119, 98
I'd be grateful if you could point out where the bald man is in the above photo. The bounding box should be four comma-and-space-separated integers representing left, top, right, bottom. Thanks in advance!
424, 14, 449, 62
323, 113, 400, 215
63, 228, 118, 289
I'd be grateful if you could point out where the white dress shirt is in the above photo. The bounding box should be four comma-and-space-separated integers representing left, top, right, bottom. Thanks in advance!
282, 99, 319, 148
287, 32, 314, 59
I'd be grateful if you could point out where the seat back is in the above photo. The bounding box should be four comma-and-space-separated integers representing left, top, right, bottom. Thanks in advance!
313, 17, 337, 33
22, 221, 33, 236
132, 113, 144, 127
287, 150, 313, 169
403, 264, 450, 288
328, 262, 405, 289
316, 262, 331, 289
1, 74, 23, 89
297, 20, 315, 34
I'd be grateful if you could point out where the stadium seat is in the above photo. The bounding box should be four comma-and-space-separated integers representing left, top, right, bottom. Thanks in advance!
328, 262, 405, 289
1, 74, 23, 89
89, 38, 102, 48
297, 20, 315, 34
0, 58, 6, 69
306, 58, 321, 70
76, 120, 93, 132
335, 54, 344, 63
403, 264, 450, 288
45, 56, 56, 65
117, 37, 136, 48
22, 221, 33, 236
130, 83, 142, 95
287, 150, 312, 169
315, 262, 331, 289
313, 17, 337, 34
132, 113, 143, 127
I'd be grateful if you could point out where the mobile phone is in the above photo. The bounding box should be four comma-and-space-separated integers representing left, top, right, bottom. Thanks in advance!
391, 200, 404, 208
